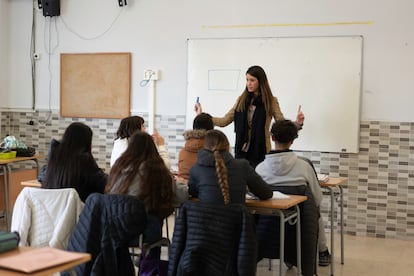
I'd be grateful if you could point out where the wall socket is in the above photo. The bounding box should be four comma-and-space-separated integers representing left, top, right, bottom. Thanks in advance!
143, 69, 159, 81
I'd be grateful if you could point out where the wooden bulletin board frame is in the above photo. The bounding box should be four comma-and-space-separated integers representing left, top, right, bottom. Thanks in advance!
60, 52, 131, 119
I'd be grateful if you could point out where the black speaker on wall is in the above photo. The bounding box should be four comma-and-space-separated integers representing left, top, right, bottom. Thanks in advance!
38, 0, 60, 17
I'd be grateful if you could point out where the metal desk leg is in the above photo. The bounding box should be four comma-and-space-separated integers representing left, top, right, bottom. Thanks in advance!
34, 159, 40, 176
339, 186, 344, 265
329, 187, 334, 276
277, 208, 301, 276
279, 211, 285, 276
1, 165, 10, 231
295, 205, 302, 276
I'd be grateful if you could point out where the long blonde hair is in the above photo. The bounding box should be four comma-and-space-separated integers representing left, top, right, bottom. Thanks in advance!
204, 130, 231, 205
235, 65, 274, 116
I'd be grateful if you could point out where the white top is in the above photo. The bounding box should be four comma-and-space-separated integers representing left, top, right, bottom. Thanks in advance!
11, 187, 84, 249
110, 138, 171, 169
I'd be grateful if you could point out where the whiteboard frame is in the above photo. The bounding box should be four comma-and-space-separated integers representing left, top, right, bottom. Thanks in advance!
186, 36, 363, 153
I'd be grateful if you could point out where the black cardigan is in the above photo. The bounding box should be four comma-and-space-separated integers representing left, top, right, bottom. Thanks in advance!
168, 201, 257, 276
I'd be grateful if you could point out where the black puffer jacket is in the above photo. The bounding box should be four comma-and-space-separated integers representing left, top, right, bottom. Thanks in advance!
65, 193, 147, 276
168, 201, 257, 276
255, 185, 319, 276
188, 150, 272, 204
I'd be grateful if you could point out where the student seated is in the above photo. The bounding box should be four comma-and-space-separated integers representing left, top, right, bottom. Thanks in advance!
110, 115, 171, 169
255, 119, 331, 266
177, 112, 214, 183
39, 122, 107, 202
188, 129, 272, 204
106, 131, 187, 257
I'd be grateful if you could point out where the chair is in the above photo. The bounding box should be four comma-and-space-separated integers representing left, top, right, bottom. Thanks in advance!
11, 187, 84, 249
128, 211, 173, 276
133, 234, 170, 276
255, 185, 319, 276
168, 201, 257, 276
65, 193, 147, 276
298, 156, 319, 178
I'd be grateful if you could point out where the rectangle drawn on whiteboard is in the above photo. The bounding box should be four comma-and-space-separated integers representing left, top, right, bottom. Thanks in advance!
208, 69, 241, 91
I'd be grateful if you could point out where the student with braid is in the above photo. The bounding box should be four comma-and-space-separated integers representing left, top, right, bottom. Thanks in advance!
188, 129, 272, 204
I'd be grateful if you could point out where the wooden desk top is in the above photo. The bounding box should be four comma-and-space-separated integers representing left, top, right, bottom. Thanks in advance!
0, 247, 90, 276
0, 155, 42, 165
21, 179, 42, 188
246, 195, 307, 210
320, 177, 347, 187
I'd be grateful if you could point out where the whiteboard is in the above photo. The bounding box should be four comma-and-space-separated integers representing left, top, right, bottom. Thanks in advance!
186, 36, 362, 153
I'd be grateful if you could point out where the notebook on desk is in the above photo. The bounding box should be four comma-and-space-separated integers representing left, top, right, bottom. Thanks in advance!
0, 247, 86, 273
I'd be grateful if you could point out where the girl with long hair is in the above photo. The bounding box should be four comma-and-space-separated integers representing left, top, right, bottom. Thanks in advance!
106, 131, 187, 253
106, 131, 174, 218
188, 129, 272, 204
41, 122, 107, 202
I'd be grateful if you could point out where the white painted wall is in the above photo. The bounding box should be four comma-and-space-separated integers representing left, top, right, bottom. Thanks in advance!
0, 0, 10, 106
2, 0, 414, 121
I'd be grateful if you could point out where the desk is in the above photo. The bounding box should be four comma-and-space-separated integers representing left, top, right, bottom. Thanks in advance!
0, 247, 90, 276
0, 156, 42, 230
320, 177, 347, 276
246, 195, 307, 276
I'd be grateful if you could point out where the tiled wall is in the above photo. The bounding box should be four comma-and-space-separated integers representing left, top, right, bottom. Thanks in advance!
1, 111, 414, 240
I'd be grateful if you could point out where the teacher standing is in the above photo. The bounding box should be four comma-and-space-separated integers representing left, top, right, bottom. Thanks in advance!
196, 65, 304, 168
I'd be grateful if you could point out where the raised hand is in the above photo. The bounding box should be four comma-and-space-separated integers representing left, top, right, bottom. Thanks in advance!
296, 105, 305, 125
194, 102, 203, 115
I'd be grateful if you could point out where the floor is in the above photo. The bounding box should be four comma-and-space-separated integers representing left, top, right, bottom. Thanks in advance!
255, 234, 414, 276
163, 216, 414, 276
4, 213, 413, 276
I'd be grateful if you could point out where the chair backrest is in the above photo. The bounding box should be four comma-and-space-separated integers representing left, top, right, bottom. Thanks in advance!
168, 201, 257, 276
298, 156, 318, 178
67, 193, 147, 276
11, 187, 84, 249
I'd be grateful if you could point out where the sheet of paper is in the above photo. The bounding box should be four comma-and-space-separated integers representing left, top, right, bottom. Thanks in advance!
272, 191, 290, 199
245, 193, 258, 200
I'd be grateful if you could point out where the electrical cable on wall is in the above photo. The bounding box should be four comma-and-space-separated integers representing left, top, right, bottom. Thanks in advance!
26, 1, 38, 126
59, 8, 124, 40
30, 1, 36, 111
140, 70, 158, 87
39, 16, 59, 125
30, 1, 126, 125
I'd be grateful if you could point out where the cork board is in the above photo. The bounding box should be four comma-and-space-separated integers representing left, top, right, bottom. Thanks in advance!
60, 52, 131, 118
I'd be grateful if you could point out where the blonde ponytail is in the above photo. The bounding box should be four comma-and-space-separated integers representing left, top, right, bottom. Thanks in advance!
213, 150, 230, 205
205, 130, 231, 205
